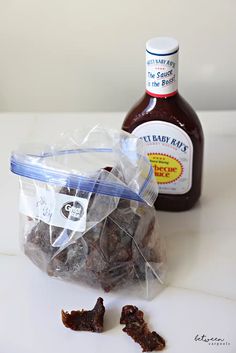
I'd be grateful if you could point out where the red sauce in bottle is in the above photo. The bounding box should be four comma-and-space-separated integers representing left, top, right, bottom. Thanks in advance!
122, 38, 204, 211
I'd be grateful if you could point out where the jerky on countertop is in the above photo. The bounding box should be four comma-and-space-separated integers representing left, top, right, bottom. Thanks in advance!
62, 297, 105, 333
120, 305, 165, 352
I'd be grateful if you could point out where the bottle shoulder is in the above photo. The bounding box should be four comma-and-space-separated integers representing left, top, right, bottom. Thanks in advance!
123, 93, 204, 141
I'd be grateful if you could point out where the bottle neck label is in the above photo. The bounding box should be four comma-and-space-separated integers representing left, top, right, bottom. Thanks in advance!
146, 49, 178, 98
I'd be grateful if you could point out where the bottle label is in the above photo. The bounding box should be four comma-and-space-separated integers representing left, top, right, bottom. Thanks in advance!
146, 49, 178, 97
132, 121, 193, 195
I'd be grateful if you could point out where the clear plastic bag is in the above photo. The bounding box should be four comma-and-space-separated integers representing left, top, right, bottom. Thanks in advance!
11, 126, 166, 298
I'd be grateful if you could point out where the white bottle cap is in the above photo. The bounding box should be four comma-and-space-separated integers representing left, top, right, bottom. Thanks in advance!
146, 37, 179, 55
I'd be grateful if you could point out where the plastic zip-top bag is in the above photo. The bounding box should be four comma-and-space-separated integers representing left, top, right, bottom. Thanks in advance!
11, 126, 166, 298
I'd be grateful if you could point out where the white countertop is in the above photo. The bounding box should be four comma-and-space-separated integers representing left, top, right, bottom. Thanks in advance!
1, 111, 236, 353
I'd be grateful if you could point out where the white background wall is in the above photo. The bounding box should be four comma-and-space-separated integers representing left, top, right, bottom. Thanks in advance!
0, 0, 235, 112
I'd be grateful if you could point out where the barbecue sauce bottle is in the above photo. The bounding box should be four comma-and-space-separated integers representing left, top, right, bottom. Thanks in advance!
122, 37, 204, 211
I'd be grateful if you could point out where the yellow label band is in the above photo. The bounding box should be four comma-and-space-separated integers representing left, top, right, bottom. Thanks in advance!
148, 153, 183, 184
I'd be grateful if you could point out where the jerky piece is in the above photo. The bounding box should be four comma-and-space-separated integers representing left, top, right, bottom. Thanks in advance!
120, 305, 165, 352
24, 221, 59, 270
61, 297, 105, 333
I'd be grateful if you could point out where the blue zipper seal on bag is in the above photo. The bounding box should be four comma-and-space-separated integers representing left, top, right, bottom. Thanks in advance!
10, 152, 154, 202
10, 147, 155, 202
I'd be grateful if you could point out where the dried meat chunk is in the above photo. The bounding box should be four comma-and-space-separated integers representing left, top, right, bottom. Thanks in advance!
120, 305, 165, 352
61, 297, 105, 333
